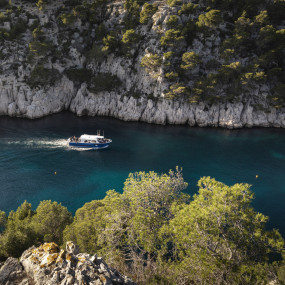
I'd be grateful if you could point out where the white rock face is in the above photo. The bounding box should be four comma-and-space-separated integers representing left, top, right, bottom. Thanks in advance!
1, 77, 285, 128
0, 76, 74, 119
68, 86, 285, 128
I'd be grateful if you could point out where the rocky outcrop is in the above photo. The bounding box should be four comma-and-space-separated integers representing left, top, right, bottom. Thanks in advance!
0, 242, 135, 285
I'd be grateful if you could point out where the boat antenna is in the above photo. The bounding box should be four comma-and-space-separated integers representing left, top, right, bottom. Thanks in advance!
103, 130, 104, 137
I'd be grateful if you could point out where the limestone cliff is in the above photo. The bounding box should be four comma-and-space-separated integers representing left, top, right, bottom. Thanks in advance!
0, 0, 284, 128
0, 242, 135, 285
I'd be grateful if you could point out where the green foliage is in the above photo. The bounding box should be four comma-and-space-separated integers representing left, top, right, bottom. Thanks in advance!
180, 51, 200, 70
160, 29, 184, 47
140, 3, 158, 25
181, 19, 197, 44
178, 3, 199, 16
166, 15, 179, 29
167, 0, 182, 7
241, 71, 267, 85
163, 51, 174, 60
0, 170, 284, 284
196, 9, 222, 29
27, 65, 61, 88
0, 201, 36, 260
32, 26, 44, 40
63, 200, 106, 253
86, 44, 105, 62
29, 40, 53, 57
90, 73, 122, 93
122, 29, 140, 46
63, 168, 188, 282
95, 23, 107, 41
163, 51, 174, 67
124, 0, 140, 29
165, 72, 178, 81
0, 18, 27, 41
218, 61, 242, 83
32, 201, 72, 244
139, 3, 157, 25
268, 84, 285, 108
141, 53, 162, 75
65, 68, 93, 84
165, 83, 188, 99
0, 0, 8, 8
121, 29, 140, 57
161, 177, 284, 284
60, 12, 77, 25
0, 211, 7, 232
257, 25, 276, 49
102, 33, 120, 53
254, 10, 269, 27
0, 200, 72, 260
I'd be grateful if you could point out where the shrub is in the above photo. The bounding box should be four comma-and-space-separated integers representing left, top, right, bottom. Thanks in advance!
167, 0, 182, 7
241, 71, 267, 85
32, 201, 72, 244
140, 3, 157, 25
86, 44, 105, 62
178, 3, 198, 15
65, 68, 93, 84
181, 19, 197, 44
165, 72, 178, 81
165, 83, 188, 99
180, 51, 200, 70
90, 73, 122, 93
217, 61, 242, 83
0, 0, 7, 8
60, 13, 77, 25
163, 51, 174, 67
102, 33, 120, 53
160, 29, 184, 47
32, 26, 44, 40
163, 51, 174, 60
123, 0, 140, 29
95, 23, 107, 41
254, 10, 269, 27
29, 40, 53, 57
268, 84, 285, 108
27, 65, 61, 88
257, 25, 276, 49
122, 29, 140, 46
141, 53, 162, 74
166, 15, 179, 29
196, 9, 222, 29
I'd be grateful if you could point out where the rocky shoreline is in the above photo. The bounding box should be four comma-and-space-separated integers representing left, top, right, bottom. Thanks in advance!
0, 77, 284, 129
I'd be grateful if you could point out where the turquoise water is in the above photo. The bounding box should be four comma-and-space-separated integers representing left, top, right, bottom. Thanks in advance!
0, 112, 285, 235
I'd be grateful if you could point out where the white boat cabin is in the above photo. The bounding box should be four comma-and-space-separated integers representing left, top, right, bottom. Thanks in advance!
80, 134, 104, 142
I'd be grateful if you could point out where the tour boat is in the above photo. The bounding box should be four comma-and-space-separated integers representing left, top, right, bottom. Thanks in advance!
67, 133, 112, 149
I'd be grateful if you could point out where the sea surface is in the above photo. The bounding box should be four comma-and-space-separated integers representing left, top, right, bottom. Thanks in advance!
0, 112, 285, 235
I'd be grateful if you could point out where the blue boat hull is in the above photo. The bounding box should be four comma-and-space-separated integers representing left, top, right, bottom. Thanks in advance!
68, 142, 111, 149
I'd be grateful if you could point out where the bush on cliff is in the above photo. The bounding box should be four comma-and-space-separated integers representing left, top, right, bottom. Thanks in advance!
27, 65, 61, 88
139, 3, 157, 25
65, 68, 93, 84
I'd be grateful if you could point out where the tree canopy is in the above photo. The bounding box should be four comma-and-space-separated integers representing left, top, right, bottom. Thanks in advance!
0, 170, 284, 284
